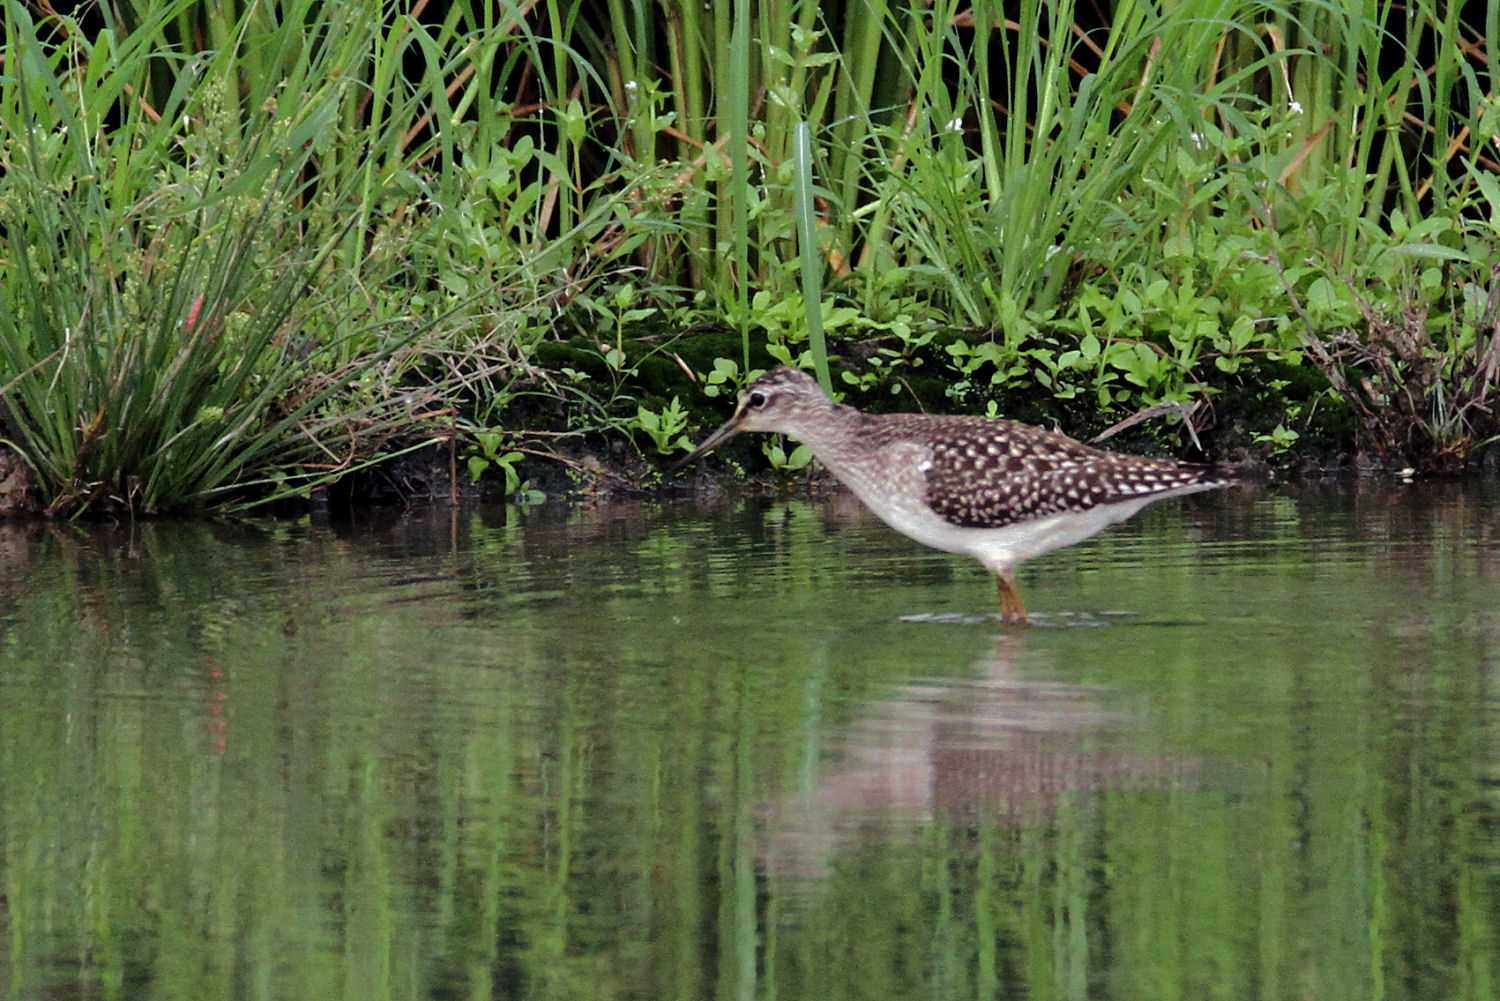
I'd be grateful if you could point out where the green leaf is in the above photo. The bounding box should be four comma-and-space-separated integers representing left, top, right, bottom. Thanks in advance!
821, 305, 862, 329
1228, 315, 1256, 351
1387, 243, 1471, 262
1163, 234, 1193, 260
1307, 277, 1338, 316
564, 98, 586, 145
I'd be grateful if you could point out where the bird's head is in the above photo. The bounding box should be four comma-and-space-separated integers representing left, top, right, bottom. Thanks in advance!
675, 366, 833, 467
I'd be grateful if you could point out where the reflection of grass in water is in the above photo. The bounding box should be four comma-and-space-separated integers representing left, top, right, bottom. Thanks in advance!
1, 497, 1497, 998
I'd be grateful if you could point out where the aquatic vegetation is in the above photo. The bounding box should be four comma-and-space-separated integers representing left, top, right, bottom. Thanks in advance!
0, 0, 571, 513
0, 0, 1495, 515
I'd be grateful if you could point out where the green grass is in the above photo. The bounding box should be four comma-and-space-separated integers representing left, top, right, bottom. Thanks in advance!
1, 0, 1495, 515
0, 0, 624, 514
0, 0, 443, 513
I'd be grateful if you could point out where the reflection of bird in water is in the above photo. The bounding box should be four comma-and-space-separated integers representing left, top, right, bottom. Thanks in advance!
679, 367, 1239, 622
760, 634, 1191, 880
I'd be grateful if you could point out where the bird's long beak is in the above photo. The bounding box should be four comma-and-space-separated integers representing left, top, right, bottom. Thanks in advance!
670, 411, 744, 474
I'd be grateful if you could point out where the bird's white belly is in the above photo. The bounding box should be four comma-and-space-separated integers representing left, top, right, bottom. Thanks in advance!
817, 449, 1060, 567
855, 487, 1151, 570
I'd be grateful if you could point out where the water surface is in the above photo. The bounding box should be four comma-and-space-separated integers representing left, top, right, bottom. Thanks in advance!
1, 483, 1497, 1000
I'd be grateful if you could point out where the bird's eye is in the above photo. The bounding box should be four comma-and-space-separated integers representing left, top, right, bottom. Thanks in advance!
747, 391, 768, 409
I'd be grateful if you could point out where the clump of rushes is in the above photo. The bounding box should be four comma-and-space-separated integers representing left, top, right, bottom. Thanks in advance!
0, 167, 455, 514
0, 0, 568, 515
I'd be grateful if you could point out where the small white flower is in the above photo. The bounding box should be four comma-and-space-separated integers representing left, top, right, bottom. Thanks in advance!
625, 80, 638, 93
946, 117, 963, 133
1289, 100, 1303, 114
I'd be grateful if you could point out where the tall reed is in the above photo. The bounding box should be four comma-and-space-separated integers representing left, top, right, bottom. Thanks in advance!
0, 0, 549, 513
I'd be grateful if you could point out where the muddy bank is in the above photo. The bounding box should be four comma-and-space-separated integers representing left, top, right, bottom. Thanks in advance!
4, 335, 1497, 519
0, 443, 37, 518
360, 372, 1498, 514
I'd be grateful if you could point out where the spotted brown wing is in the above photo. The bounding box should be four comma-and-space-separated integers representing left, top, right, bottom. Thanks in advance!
921, 423, 1228, 530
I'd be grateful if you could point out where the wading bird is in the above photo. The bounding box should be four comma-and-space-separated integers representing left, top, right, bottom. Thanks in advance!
678, 367, 1238, 623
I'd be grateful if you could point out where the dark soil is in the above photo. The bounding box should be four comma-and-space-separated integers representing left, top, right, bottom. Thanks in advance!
5, 323, 1496, 520
0, 441, 37, 517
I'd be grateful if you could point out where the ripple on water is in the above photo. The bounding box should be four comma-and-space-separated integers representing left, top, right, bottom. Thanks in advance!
898, 610, 1139, 628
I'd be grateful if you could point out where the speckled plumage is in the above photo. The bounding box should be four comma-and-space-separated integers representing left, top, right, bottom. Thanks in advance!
679, 366, 1239, 622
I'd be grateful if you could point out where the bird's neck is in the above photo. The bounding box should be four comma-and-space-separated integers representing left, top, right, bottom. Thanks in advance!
786, 405, 869, 472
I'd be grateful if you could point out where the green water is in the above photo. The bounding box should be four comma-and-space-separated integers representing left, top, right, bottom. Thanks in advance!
1, 484, 1497, 1001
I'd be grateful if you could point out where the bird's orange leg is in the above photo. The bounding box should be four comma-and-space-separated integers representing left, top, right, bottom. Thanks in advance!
996, 572, 1028, 625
